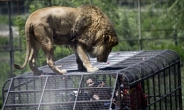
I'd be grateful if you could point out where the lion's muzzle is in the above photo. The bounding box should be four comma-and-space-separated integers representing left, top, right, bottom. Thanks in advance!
97, 57, 108, 62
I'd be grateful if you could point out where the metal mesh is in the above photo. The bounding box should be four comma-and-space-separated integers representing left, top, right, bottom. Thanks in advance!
2, 50, 183, 110
2, 74, 118, 110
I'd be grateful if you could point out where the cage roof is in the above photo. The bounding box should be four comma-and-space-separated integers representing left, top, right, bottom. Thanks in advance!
15, 50, 179, 83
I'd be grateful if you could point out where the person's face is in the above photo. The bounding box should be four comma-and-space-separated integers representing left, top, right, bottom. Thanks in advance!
86, 78, 94, 87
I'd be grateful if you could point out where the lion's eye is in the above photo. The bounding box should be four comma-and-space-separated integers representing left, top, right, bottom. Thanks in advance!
104, 35, 109, 42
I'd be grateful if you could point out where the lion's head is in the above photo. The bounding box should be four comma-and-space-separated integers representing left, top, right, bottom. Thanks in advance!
89, 28, 118, 62
79, 5, 118, 62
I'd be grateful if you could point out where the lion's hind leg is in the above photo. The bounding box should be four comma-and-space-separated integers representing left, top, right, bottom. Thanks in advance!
37, 29, 67, 75
28, 39, 43, 75
45, 47, 67, 75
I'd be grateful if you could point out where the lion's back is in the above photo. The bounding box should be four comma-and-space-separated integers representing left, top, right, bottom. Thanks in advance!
26, 6, 79, 26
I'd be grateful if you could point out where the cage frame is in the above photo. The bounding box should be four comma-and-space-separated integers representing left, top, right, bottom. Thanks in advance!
2, 50, 183, 110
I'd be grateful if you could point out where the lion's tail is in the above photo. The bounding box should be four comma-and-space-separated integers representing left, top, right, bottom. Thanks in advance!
14, 24, 33, 69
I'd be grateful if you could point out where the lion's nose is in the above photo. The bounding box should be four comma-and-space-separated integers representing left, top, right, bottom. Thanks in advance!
97, 58, 107, 62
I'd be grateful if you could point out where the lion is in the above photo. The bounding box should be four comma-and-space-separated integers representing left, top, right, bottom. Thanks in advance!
14, 4, 118, 75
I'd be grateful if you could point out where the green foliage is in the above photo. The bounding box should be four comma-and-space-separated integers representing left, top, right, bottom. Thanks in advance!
112, 41, 131, 51
0, 16, 9, 25
54, 46, 73, 58
0, 59, 10, 108
168, 44, 184, 64
167, 0, 184, 29
25, 0, 52, 12
0, 15, 17, 25
13, 15, 27, 75
116, 8, 138, 46
140, 3, 174, 38
0, 37, 9, 50
0, 36, 9, 45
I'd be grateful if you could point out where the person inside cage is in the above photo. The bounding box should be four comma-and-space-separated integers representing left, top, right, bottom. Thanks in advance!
85, 77, 112, 108
111, 82, 131, 110
85, 77, 109, 100
112, 75, 148, 110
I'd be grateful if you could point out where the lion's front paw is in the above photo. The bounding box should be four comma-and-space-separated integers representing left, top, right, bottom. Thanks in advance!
59, 69, 67, 75
87, 67, 99, 73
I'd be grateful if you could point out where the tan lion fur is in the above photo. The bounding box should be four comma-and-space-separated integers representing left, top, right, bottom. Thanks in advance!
14, 4, 118, 75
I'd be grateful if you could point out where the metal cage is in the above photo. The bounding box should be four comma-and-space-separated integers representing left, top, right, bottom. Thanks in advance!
2, 50, 183, 110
